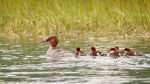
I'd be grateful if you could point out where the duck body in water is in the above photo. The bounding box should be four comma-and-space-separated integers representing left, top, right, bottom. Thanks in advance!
75, 47, 87, 57
110, 47, 144, 57
124, 48, 144, 56
109, 48, 122, 58
114, 47, 127, 56
43, 36, 75, 57
90, 47, 106, 56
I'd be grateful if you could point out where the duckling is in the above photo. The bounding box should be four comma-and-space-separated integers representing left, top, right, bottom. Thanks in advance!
124, 48, 144, 56
75, 47, 87, 57
90, 47, 106, 56
115, 46, 127, 56
90, 47, 99, 56
109, 48, 121, 58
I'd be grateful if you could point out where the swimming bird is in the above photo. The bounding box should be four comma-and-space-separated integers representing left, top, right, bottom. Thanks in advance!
43, 36, 75, 57
109, 48, 122, 58
90, 47, 106, 56
114, 46, 127, 56
75, 47, 87, 57
90, 47, 99, 56
124, 48, 144, 56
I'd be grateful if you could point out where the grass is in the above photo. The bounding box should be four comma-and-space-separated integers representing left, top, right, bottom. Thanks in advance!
0, 0, 150, 38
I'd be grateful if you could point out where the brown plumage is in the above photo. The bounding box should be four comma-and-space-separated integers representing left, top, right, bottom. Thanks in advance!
114, 47, 127, 56
44, 36, 75, 57
124, 48, 144, 56
46, 36, 59, 47
75, 47, 87, 57
89, 47, 106, 56
90, 47, 99, 56
109, 48, 121, 58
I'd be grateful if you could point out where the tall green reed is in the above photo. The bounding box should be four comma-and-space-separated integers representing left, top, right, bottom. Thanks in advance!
0, 0, 150, 38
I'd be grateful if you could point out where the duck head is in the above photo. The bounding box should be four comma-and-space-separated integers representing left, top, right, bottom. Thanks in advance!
110, 48, 118, 53
76, 47, 81, 52
115, 46, 119, 51
124, 48, 132, 53
43, 36, 59, 47
91, 47, 96, 52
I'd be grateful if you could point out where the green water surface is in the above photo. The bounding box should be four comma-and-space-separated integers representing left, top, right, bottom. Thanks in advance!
0, 36, 150, 84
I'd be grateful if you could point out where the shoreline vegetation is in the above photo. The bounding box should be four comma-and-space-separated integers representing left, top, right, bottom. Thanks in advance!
0, 0, 150, 39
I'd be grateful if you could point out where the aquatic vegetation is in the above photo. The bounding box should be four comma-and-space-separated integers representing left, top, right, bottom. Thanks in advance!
0, 0, 150, 38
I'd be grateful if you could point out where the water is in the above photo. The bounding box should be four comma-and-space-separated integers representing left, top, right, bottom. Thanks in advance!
0, 36, 150, 84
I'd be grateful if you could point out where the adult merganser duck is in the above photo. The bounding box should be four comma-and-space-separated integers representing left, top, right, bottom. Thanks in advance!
90, 47, 106, 56
75, 47, 86, 57
43, 36, 75, 57
124, 48, 144, 56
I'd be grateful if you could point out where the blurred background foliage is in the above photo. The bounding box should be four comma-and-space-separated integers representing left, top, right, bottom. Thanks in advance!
0, 0, 150, 38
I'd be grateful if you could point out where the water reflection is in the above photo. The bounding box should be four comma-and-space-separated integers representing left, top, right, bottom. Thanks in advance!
0, 37, 150, 84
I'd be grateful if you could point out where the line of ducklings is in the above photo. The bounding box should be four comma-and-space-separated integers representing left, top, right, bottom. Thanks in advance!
75, 46, 144, 58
